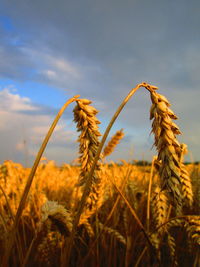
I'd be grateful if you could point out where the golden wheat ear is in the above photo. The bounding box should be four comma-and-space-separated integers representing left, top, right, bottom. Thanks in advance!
184, 216, 200, 246
73, 98, 101, 188
73, 98, 102, 213
41, 200, 73, 236
152, 186, 169, 234
103, 129, 124, 158
148, 88, 183, 210
179, 144, 193, 207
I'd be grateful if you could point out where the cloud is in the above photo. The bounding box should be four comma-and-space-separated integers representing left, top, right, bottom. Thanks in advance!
0, 89, 38, 112
0, 84, 199, 165
0, 87, 78, 165
21, 46, 82, 83
0, 33, 83, 89
1, 0, 200, 98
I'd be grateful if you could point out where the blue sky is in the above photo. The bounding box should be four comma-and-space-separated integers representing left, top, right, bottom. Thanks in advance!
0, 0, 200, 165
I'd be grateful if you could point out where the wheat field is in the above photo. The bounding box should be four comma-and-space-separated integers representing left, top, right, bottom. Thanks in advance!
1, 83, 200, 267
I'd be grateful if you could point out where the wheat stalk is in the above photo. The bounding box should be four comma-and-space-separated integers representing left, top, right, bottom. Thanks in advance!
3, 95, 79, 267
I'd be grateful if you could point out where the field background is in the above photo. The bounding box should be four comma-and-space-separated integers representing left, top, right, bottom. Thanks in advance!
1, 159, 200, 266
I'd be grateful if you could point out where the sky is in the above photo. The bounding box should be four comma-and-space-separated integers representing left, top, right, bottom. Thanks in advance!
0, 0, 200, 165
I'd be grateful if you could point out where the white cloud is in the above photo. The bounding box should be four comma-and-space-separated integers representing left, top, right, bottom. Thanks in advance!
44, 70, 57, 79
20, 46, 81, 85
0, 88, 38, 112
53, 58, 80, 78
0, 87, 78, 165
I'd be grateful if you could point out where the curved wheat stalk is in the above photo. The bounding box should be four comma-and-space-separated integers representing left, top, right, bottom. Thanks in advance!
3, 95, 79, 267
64, 82, 158, 266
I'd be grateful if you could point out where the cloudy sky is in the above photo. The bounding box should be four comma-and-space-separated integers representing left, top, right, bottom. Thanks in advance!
0, 0, 200, 165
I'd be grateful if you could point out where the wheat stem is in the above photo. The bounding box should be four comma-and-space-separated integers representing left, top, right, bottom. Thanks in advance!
112, 181, 153, 248
147, 156, 157, 232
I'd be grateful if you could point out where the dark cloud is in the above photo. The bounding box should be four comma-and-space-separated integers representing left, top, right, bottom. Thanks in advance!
2, 0, 200, 82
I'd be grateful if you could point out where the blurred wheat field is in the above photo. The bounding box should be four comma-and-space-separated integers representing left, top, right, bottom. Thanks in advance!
1, 83, 200, 267
0, 160, 200, 266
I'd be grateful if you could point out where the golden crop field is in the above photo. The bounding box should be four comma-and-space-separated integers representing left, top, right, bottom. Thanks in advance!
1, 83, 200, 267
1, 161, 200, 267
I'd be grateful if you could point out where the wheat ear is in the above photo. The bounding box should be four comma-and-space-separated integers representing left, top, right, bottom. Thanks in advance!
179, 144, 193, 207
31, 201, 72, 266
73, 98, 102, 210
99, 222, 126, 245
103, 129, 124, 158
184, 216, 200, 246
167, 233, 178, 266
152, 187, 169, 234
36, 231, 62, 266
148, 88, 183, 209
41, 200, 73, 236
